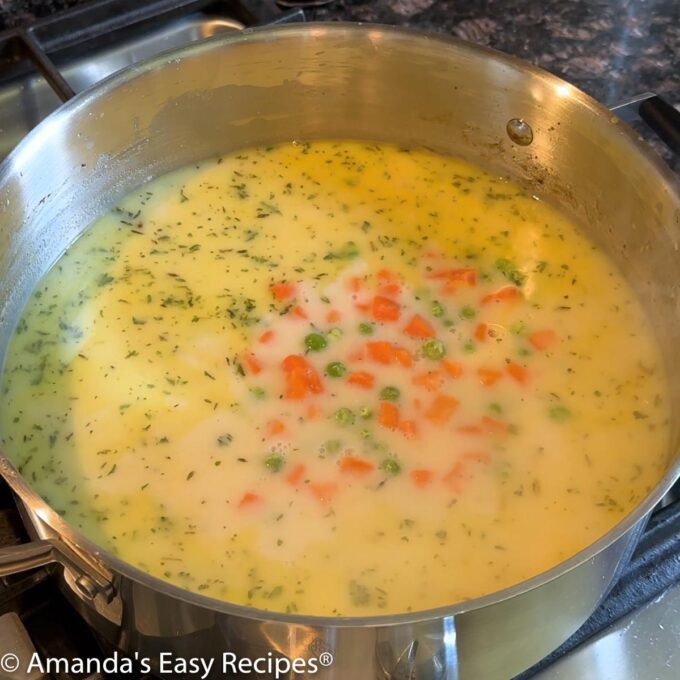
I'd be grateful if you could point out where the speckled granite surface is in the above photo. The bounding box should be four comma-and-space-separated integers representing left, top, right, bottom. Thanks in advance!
0, 0, 678, 166
2, 0, 678, 107
310, 0, 680, 109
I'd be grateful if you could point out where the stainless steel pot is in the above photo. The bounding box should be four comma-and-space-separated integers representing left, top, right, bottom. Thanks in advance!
0, 23, 679, 680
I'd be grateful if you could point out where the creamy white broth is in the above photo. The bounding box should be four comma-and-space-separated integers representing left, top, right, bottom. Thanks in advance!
0, 140, 669, 616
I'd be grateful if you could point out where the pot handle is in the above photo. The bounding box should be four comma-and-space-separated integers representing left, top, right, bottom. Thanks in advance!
0, 537, 115, 602
0, 539, 56, 575
611, 93, 680, 156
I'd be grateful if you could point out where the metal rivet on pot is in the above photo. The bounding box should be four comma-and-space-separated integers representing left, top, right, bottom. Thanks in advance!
74, 574, 98, 600
506, 118, 534, 146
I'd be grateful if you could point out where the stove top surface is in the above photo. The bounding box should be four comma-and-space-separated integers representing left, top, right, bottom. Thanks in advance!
0, 2, 678, 678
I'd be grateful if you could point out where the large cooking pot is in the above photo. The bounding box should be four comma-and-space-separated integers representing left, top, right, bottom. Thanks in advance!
0, 23, 679, 680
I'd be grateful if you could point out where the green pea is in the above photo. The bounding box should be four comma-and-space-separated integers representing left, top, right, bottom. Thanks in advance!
462, 341, 476, 354
423, 338, 446, 360
359, 406, 373, 420
327, 327, 343, 340
304, 332, 327, 352
325, 439, 342, 454
358, 322, 374, 335
264, 453, 284, 472
459, 305, 476, 320
488, 402, 503, 416
334, 407, 355, 426
430, 300, 444, 318
381, 458, 401, 475
379, 386, 400, 402
326, 361, 347, 378
549, 405, 571, 422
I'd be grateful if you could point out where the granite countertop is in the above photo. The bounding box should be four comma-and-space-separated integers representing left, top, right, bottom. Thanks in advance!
0, 0, 678, 165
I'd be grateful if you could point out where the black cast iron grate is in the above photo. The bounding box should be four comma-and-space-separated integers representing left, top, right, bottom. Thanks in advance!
0, 0, 304, 102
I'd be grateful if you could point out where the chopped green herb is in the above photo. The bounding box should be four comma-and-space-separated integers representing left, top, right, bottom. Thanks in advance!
323, 241, 359, 261
496, 258, 526, 286
249, 386, 266, 400
549, 405, 571, 422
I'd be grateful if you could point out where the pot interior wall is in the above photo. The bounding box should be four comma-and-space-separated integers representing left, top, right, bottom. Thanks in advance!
1, 24, 679, 469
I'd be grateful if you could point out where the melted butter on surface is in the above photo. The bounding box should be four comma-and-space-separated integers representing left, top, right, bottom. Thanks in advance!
0, 141, 669, 616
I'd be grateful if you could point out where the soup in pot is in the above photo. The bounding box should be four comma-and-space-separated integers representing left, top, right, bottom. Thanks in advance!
0, 141, 669, 616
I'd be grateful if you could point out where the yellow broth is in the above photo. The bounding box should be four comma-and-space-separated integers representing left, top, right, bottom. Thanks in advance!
0, 141, 669, 616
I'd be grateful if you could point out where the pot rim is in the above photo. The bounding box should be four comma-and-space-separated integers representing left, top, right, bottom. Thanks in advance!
1, 21, 679, 628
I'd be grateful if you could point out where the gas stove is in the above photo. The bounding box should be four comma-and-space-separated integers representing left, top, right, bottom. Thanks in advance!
0, 2, 679, 679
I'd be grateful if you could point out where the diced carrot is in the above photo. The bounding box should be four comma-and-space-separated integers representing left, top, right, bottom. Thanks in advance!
424, 394, 460, 425
443, 462, 466, 492
347, 371, 375, 389
378, 270, 401, 297
237, 492, 261, 509
271, 281, 296, 301
372, 295, 401, 322
478, 368, 503, 386
378, 401, 400, 429
379, 283, 401, 297
377, 269, 399, 285
309, 482, 337, 505
339, 455, 375, 476
366, 341, 394, 364
267, 419, 286, 436
282, 354, 311, 374
366, 341, 411, 367
463, 451, 492, 464
481, 286, 521, 305
410, 469, 434, 488
281, 354, 323, 399
291, 305, 308, 320
347, 347, 365, 362
457, 425, 483, 435
442, 359, 464, 378
481, 416, 508, 435
398, 419, 418, 439
394, 347, 413, 368
284, 371, 308, 400
507, 361, 528, 384
286, 464, 305, 486
528, 329, 557, 351
306, 404, 322, 420
427, 268, 477, 287
474, 323, 488, 342
404, 314, 435, 338
326, 309, 341, 323
258, 330, 275, 344
243, 352, 262, 375
412, 370, 444, 391
347, 276, 363, 293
